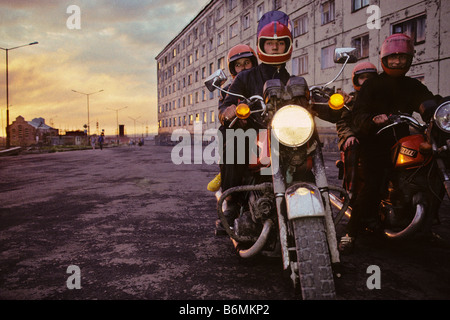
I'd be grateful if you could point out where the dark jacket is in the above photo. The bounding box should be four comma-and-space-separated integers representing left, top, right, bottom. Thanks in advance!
220, 63, 290, 126
221, 63, 341, 126
352, 72, 440, 149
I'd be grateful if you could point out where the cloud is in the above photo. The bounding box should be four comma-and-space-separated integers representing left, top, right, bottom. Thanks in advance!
0, 0, 211, 135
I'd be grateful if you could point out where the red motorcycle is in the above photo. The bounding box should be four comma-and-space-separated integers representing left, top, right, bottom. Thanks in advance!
330, 105, 450, 239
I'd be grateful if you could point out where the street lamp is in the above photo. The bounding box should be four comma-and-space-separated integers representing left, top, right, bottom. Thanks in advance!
128, 116, 141, 140
71, 89, 104, 137
107, 106, 128, 144
0, 41, 39, 148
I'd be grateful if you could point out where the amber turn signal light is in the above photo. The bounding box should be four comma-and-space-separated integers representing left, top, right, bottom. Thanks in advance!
236, 103, 251, 119
328, 93, 345, 110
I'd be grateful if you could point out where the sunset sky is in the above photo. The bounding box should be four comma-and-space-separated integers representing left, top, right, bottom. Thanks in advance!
0, 0, 210, 137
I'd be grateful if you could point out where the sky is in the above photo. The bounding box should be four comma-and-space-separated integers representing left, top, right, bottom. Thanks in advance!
0, 0, 211, 137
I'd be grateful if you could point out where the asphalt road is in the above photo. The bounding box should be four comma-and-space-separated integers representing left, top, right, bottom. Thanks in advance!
1, 143, 449, 304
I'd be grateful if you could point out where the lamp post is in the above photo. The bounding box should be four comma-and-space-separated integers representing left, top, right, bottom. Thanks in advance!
128, 116, 141, 140
107, 106, 128, 144
71, 89, 103, 138
0, 41, 39, 148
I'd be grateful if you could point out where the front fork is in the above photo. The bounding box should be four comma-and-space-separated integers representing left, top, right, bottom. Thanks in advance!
272, 141, 340, 270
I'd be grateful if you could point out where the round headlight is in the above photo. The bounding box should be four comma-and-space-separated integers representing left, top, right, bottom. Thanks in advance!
434, 101, 450, 133
271, 105, 314, 147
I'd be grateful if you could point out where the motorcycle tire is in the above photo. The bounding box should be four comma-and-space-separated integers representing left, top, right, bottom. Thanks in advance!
292, 217, 336, 300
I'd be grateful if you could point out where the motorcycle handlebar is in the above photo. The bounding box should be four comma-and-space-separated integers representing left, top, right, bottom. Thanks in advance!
376, 113, 426, 135
228, 96, 266, 128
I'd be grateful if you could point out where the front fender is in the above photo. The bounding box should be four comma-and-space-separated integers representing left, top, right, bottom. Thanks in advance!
285, 183, 325, 220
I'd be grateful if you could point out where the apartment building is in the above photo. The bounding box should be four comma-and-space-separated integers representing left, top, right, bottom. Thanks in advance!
155, 0, 449, 144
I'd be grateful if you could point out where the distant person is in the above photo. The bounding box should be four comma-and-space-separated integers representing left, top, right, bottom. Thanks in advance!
91, 136, 96, 150
98, 133, 105, 150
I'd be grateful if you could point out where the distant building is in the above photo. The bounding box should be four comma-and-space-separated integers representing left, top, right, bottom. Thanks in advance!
155, 0, 449, 147
9, 116, 58, 147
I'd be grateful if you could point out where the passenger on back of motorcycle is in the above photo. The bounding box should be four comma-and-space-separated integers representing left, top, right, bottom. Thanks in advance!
336, 62, 378, 198
338, 33, 443, 254
211, 44, 258, 234
219, 17, 294, 228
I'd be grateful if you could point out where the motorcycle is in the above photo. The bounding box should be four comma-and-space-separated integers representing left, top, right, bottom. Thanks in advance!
330, 101, 450, 240
204, 48, 356, 299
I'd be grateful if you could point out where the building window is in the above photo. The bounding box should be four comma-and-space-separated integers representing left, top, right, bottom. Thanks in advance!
207, 15, 214, 28
272, 0, 281, 10
218, 30, 224, 46
217, 5, 224, 20
203, 112, 207, 123
209, 38, 214, 51
228, 0, 237, 11
257, 3, 265, 21
351, 0, 369, 12
292, 54, 308, 75
321, 44, 336, 69
321, 1, 335, 25
392, 15, 426, 45
351, 34, 369, 59
210, 111, 215, 123
189, 115, 193, 125
293, 14, 308, 37
243, 13, 250, 30
218, 57, 225, 70
229, 22, 239, 39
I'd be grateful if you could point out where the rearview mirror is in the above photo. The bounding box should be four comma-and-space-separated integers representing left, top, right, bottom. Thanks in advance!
204, 69, 227, 92
334, 48, 358, 64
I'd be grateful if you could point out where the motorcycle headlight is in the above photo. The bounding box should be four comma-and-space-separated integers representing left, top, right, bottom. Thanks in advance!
271, 105, 314, 147
434, 101, 450, 133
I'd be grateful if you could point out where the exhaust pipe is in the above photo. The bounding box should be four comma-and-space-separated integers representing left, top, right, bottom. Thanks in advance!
384, 203, 425, 239
231, 219, 273, 258
328, 191, 352, 224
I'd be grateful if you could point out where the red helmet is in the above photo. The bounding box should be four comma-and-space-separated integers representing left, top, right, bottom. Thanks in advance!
257, 21, 293, 65
380, 33, 414, 77
227, 44, 258, 77
352, 62, 377, 91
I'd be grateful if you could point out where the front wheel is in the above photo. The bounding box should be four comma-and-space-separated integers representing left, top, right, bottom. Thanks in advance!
292, 217, 336, 300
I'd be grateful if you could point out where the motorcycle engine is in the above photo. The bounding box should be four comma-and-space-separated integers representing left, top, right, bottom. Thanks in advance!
248, 191, 275, 221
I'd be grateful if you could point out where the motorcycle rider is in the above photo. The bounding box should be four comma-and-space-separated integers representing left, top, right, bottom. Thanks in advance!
207, 44, 258, 234
339, 33, 442, 253
219, 11, 294, 225
336, 62, 378, 197
220, 10, 342, 226
207, 44, 259, 192
337, 62, 378, 152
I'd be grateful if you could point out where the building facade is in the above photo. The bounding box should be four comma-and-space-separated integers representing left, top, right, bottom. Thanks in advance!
9, 116, 59, 147
155, 0, 449, 144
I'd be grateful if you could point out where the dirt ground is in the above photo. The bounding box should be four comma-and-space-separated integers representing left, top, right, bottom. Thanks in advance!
0, 143, 449, 305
